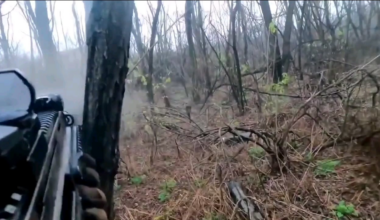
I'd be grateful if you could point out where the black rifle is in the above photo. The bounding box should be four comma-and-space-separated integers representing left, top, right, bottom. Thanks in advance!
0, 69, 107, 220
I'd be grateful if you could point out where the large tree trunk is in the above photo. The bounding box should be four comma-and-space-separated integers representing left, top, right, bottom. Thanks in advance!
82, 1, 134, 219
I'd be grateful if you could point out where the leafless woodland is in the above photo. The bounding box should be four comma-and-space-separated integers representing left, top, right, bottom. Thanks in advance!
2, 1, 380, 219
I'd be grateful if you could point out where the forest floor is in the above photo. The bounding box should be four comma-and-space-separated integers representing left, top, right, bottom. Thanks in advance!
114, 81, 380, 220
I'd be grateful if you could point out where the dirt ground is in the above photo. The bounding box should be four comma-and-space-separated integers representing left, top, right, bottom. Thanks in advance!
114, 84, 380, 220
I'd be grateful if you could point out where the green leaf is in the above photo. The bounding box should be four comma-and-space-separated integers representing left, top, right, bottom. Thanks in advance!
158, 191, 170, 203
346, 205, 355, 212
141, 75, 147, 86
164, 77, 171, 84
334, 200, 358, 218
269, 21, 277, 34
131, 175, 146, 185
241, 64, 249, 74
314, 160, 340, 176
165, 179, 177, 190
336, 202, 348, 213
160, 179, 177, 195
336, 212, 344, 218
249, 147, 266, 159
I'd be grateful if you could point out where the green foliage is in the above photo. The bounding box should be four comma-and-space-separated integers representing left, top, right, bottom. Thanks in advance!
334, 201, 358, 218
281, 73, 290, 85
153, 73, 172, 91
164, 77, 171, 84
132, 67, 172, 91
270, 83, 284, 94
270, 73, 290, 94
130, 66, 147, 86
158, 179, 177, 203
158, 191, 170, 203
314, 160, 340, 176
130, 175, 146, 185
269, 21, 277, 34
249, 147, 266, 159
162, 179, 177, 190
241, 64, 250, 74
140, 75, 148, 86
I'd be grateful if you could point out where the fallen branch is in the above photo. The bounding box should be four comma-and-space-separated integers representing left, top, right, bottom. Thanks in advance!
227, 181, 265, 220
312, 130, 380, 155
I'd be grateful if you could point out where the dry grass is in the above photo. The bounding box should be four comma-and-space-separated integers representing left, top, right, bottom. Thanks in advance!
114, 70, 380, 220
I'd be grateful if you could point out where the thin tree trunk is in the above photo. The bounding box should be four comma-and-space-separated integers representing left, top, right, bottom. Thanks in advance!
147, 0, 163, 103
185, 1, 200, 103
233, 1, 244, 114
282, 0, 296, 73
0, 5, 10, 66
260, 0, 283, 83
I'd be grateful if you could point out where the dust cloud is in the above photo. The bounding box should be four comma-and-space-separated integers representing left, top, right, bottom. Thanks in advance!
31, 71, 87, 125
18, 57, 146, 133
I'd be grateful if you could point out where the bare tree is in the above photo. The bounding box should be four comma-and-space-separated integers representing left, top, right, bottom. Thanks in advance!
232, 1, 244, 114
131, 4, 148, 89
24, 0, 58, 72
195, 2, 212, 96
185, 1, 200, 103
146, 0, 163, 103
72, 1, 84, 54
0, 3, 10, 66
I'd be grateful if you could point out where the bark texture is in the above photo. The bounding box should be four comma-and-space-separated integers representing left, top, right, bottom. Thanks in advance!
82, 1, 134, 219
